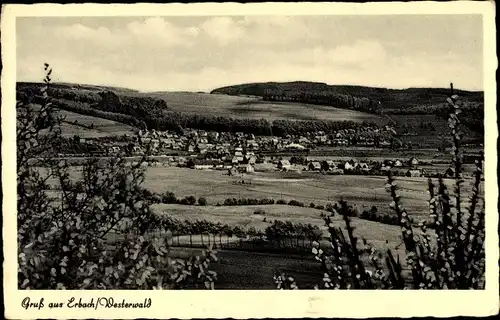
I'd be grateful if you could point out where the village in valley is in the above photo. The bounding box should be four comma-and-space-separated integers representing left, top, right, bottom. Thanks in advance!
61, 125, 460, 179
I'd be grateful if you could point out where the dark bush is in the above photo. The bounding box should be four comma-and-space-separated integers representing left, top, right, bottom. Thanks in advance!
198, 197, 207, 206
186, 196, 197, 205
254, 208, 266, 215
161, 191, 177, 204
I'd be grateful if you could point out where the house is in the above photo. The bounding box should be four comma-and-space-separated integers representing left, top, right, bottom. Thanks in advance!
321, 160, 336, 171
406, 169, 422, 177
444, 167, 455, 178
247, 141, 260, 150
298, 137, 310, 144
228, 166, 239, 176
277, 159, 291, 170
308, 161, 322, 171
394, 160, 403, 167
132, 146, 143, 154
383, 160, 394, 167
239, 164, 255, 173
198, 137, 209, 144
286, 143, 306, 150
358, 162, 371, 172
209, 132, 219, 140
409, 157, 419, 167
316, 135, 328, 143
108, 146, 120, 154
343, 161, 356, 171
380, 165, 391, 172
244, 155, 257, 165
380, 140, 391, 147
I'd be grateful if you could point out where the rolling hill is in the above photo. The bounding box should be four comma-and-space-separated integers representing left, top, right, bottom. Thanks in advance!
210, 81, 484, 110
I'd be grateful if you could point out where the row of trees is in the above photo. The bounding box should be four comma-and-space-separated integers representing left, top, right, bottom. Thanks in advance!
263, 89, 382, 114
154, 214, 323, 249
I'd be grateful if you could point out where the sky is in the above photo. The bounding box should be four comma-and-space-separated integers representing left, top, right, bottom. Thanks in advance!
16, 15, 483, 92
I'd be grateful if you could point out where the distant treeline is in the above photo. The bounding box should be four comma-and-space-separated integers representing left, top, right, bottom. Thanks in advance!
262, 89, 381, 114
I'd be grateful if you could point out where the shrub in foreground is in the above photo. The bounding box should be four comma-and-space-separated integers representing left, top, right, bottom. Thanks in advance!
274, 87, 485, 290
18, 65, 218, 290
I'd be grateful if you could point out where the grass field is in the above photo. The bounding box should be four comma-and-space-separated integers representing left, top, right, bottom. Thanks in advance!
141, 91, 388, 124
38, 165, 483, 223
30, 104, 137, 138
144, 167, 481, 222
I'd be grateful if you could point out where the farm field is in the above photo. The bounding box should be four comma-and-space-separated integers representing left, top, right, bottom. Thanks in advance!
143, 167, 482, 221
38, 165, 483, 224
387, 114, 482, 148
142, 91, 388, 123
168, 247, 325, 289
151, 203, 411, 246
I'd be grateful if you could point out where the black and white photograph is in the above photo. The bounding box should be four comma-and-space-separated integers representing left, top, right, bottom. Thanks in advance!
2, 2, 498, 319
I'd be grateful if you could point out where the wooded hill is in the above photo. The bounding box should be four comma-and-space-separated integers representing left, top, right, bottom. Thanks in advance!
211, 81, 483, 112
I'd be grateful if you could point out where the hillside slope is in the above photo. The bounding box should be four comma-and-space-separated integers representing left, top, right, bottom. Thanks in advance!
134, 91, 387, 124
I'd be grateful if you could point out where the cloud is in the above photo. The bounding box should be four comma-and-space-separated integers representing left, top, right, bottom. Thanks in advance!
201, 17, 244, 45
16, 16, 483, 92
126, 17, 197, 46
327, 40, 387, 65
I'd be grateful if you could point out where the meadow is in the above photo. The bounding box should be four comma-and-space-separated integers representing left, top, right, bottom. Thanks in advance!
33, 104, 136, 138
144, 167, 481, 220
38, 164, 482, 227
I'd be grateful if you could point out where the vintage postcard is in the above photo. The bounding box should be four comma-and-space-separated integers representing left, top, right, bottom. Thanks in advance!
2, 2, 498, 319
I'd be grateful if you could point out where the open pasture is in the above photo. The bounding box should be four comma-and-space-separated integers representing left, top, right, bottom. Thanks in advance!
29, 104, 136, 138
143, 91, 388, 123
144, 167, 482, 222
